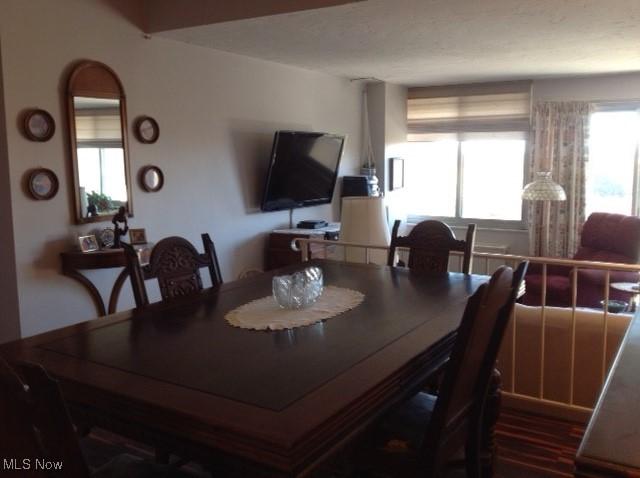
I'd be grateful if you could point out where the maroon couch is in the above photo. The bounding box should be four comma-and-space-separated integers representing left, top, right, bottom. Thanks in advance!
522, 213, 640, 308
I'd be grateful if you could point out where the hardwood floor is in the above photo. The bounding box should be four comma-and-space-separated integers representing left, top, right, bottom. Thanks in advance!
81, 407, 586, 477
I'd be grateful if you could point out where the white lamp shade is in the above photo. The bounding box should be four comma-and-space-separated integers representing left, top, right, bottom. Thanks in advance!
522, 171, 566, 201
341, 197, 390, 264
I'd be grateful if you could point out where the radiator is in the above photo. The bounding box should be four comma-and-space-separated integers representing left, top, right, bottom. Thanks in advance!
475, 244, 509, 254
448, 244, 510, 273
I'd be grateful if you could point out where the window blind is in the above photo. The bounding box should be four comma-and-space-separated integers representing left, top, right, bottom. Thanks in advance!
407, 80, 532, 141
75, 108, 122, 145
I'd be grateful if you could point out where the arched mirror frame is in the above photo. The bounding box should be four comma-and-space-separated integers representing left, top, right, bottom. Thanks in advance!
67, 60, 133, 224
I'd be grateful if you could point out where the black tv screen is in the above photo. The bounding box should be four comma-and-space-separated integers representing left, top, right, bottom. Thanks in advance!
261, 131, 345, 212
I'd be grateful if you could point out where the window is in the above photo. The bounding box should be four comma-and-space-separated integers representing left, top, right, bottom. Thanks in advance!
405, 81, 531, 227
586, 110, 640, 217
404, 141, 457, 218
77, 147, 127, 201
405, 139, 526, 224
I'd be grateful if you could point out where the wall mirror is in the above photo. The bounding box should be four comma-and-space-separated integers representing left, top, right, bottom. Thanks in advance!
67, 61, 132, 224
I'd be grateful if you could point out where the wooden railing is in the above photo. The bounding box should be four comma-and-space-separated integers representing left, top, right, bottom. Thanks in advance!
291, 237, 640, 421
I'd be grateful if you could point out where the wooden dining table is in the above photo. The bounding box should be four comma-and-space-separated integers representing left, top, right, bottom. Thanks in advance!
1, 260, 489, 477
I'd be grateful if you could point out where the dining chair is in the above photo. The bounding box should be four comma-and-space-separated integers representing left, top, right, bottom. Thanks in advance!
349, 261, 528, 478
387, 220, 477, 274
124, 233, 223, 309
0, 356, 200, 478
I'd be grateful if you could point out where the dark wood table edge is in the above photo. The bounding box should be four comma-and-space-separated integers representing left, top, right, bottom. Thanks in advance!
2, 261, 483, 476
575, 311, 640, 477
2, 316, 459, 475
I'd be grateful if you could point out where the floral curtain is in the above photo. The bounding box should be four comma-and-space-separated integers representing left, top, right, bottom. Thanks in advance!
528, 102, 592, 257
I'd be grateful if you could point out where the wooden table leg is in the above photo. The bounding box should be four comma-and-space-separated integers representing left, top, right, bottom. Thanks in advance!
481, 368, 502, 478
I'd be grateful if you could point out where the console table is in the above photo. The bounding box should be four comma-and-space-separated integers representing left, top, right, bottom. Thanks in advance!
60, 246, 150, 317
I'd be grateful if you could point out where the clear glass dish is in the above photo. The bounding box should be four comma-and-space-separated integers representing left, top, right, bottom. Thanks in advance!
272, 266, 323, 309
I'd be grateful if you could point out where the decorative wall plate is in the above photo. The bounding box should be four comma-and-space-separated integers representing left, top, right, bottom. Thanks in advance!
28, 168, 59, 200
24, 109, 55, 141
139, 165, 164, 192
134, 116, 159, 144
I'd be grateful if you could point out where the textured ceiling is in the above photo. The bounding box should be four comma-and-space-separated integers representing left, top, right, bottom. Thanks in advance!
157, 0, 640, 86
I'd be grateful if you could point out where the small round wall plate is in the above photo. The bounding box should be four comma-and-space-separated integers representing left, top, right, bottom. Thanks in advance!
28, 168, 59, 200
99, 228, 115, 248
139, 165, 164, 192
24, 109, 55, 142
134, 116, 159, 144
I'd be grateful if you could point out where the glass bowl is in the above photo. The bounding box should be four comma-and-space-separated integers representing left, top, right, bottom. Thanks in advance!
272, 266, 323, 309
601, 299, 628, 314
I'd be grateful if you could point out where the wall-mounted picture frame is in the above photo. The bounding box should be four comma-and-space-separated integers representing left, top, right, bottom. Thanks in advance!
139, 165, 164, 192
134, 116, 159, 144
78, 234, 100, 253
23, 109, 55, 142
390, 157, 405, 191
27, 168, 59, 200
129, 228, 147, 245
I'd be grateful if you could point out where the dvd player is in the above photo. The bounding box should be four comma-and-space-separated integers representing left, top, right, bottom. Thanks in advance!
297, 220, 329, 229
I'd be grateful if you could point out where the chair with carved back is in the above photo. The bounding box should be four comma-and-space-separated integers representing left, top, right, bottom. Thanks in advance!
387, 220, 477, 274
0, 357, 199, 477
349, 261, 528, 478
124, 233, 222, 309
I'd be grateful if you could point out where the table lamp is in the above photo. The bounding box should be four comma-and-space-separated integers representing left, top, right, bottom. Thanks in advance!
340, 196, 390, 264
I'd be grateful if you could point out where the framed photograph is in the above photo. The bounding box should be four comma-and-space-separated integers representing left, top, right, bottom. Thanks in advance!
78, 234, 99, 253
390, 157, 405, 191
99, 228, 115, 248
129, 228, 147, 245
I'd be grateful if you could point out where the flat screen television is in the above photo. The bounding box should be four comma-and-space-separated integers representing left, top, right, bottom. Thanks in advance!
260, 130, 345, 212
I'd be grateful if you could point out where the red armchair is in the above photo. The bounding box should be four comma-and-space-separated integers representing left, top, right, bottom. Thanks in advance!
522, 213, 640, 308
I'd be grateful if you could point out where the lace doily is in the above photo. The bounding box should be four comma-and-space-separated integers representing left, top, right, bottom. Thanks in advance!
225, 286, 365, 331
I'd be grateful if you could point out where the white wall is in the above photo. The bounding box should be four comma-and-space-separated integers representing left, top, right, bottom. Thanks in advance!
383, 83, 408, 192
533, 72, 640, 102
0, 0, 363, 339
365, 82, 386, 187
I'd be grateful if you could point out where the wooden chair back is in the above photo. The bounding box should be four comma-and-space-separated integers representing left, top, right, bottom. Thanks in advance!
0, 357, 90, 478
387, 220, 476, 274
125, 233, 223, 308
421, 261, 528, 473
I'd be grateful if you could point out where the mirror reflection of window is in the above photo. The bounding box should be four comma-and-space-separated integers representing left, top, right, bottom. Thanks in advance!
145, 170, 160, 189
74, 97, 127, 218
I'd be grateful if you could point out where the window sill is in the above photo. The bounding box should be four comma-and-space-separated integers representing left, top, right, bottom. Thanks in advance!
406, 215, 527, 232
